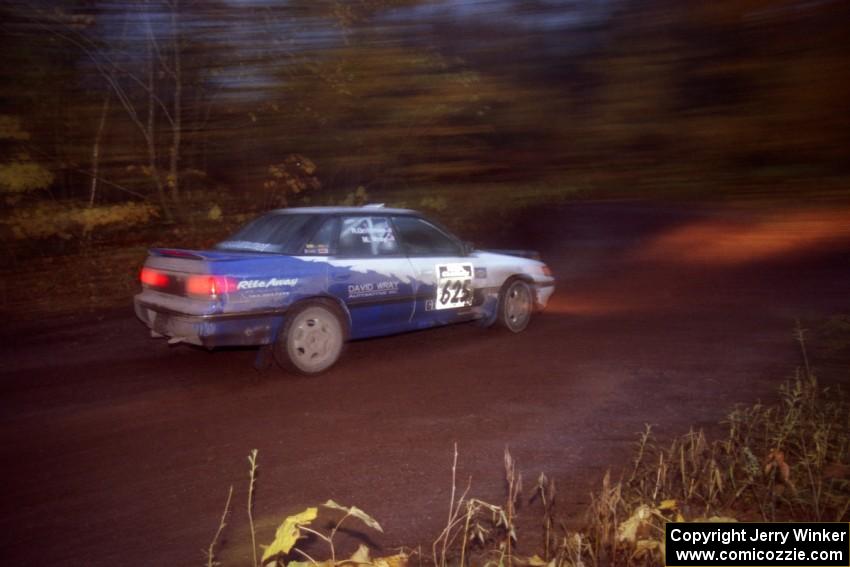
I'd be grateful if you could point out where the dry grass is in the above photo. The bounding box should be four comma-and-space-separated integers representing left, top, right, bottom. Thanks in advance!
576, 326, 849, 566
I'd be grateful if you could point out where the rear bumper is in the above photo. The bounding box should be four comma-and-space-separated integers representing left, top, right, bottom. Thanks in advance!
134, 298, 284, 348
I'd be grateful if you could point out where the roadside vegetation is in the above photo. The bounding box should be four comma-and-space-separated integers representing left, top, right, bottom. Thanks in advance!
581, 326, 850, 566
205, 327, 848, 567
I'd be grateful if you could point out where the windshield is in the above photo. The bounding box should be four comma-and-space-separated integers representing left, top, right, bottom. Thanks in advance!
216, 213, 319, 254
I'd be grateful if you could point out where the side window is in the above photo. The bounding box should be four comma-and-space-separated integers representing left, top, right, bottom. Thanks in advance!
302, 217, 338, 255
338, 216, 399, 257
393, 216, 462, 257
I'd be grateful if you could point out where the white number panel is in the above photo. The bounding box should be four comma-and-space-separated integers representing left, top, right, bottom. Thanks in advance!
435, 263, 473, 310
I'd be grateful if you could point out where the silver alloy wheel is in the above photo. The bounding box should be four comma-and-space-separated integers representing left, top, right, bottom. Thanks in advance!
501, 280, 533, 333
286, 305, 344, 374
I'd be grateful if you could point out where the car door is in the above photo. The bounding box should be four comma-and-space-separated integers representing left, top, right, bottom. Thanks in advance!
392, 215, 476, 329
327, 215, 418, 339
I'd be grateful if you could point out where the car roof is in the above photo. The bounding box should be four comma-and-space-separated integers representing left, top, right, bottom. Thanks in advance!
269, 205, 418, 215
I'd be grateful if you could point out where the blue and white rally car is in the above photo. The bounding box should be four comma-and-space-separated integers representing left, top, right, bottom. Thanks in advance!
134, 206, 555, 374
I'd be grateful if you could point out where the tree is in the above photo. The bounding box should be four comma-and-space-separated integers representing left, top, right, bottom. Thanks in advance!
30, 1, 193, 218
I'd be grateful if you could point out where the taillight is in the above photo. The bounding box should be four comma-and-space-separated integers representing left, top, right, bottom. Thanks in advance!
140, 267, 168, 287
185, 275, 237, 298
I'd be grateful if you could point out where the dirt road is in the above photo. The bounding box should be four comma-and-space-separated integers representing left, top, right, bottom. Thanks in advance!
1, 201, 848, 566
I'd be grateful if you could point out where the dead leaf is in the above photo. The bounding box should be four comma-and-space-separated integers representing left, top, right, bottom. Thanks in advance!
764, 449, 796, 493
618, 505, 652, 543
260, 507, 318, 564
323, 500, 383, 533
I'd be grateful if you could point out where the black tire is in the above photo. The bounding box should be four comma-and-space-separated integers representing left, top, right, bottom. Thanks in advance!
274, 301, 346, 375
497, 279, 533, 333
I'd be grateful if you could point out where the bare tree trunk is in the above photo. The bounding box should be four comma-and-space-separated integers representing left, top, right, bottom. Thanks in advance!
46, 7, 175, 220
199, 91, 220, 174
88, 89, 111, 207
168, 0, 182, 206
147, 38, 172, 221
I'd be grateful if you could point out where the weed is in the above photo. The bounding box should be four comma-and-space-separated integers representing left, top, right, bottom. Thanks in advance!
248, 449, 259, 567
261, 501, 396, 567
431, 444, 519, 567
204, 485, 233, 567
580, 329, 849, 565
531, 472, 557, 561
207, 449, 402, 567
503, 447, 522, 565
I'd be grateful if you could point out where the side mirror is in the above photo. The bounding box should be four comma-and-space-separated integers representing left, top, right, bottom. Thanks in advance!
463, 241, 475, 255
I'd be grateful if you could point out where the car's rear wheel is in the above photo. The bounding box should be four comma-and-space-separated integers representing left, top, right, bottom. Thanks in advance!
497, 279, 533, 333
274, 301, 345, 375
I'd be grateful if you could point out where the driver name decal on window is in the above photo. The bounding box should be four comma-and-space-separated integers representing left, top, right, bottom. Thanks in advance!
435, 263, 473, 310
339, 217, 398, 256
349, 226, 394, 243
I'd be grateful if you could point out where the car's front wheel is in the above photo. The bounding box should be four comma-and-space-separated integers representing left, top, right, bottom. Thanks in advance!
497, 279, 533, 333
274, 301, 346, 375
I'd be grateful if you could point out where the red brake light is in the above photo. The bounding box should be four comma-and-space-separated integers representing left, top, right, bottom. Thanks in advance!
210, 276, 238, 296
185, 275, 237, 298
140, 267, 169, 287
